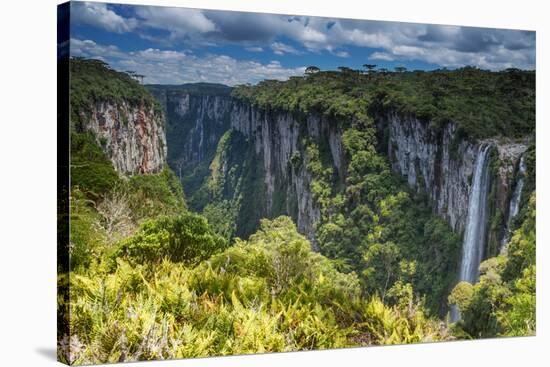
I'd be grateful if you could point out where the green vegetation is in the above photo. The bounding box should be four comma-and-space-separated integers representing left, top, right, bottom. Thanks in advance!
305, 123, 461, 315
70, 58, 163, 129
69, 96, 188, 272
70, 132, 120, 198
192, 130, 269, 241
125, 167, 187, 220
69, 160, 188, 271
62, 59, 535, 364
61, 216, 450, 365
450, 193, 536, 337
233, 66, 535, 139
113, 214, 227, 265
227, 66, 534, 318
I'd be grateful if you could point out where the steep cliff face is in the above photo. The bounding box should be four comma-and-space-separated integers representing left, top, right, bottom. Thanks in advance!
158, 89, 529, 253
492, 141, 529, 216
230, 103, 344, 240
145, 86, 234, 218
172, 94, 231, 166
82, 101, 166, 175
156, 92, 230, 172
380, 112, 528, 245
383, 113, 477, 233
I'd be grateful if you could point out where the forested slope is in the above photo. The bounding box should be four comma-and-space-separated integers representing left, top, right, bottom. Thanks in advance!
59, 59, 536, 365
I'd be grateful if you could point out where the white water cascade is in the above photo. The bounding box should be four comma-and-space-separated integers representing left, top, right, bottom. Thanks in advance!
450, 145, 492, 322
500, 156, 526, 248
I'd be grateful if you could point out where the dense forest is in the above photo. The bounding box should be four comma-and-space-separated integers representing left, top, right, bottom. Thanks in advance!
58, 59, 535, 365
233, 66, 535, 139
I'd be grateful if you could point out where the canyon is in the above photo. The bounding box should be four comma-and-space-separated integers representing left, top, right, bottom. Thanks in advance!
145, 85, 529, 257
78, 81, 531, 319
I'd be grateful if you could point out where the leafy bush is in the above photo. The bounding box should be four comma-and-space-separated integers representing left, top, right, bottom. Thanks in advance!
125, 167, 187, 220
70, 132, 120, 198
113, 214, 227, 265
69, 189, 106, 270
62, 216, 450, 364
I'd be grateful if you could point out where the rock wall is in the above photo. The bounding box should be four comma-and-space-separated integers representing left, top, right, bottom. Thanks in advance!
157, 91, 529, 250
229, 102, 344, 241
82, 101, 166, 175
157, 92, 344, 241
172, 94, 231, 165
381, 112, 527, 240
150, 89, 232, 180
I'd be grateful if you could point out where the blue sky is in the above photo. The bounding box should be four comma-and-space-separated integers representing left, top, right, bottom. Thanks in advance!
68, 1, 536, 85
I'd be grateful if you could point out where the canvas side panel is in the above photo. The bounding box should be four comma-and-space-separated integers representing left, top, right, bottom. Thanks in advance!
57, 2, 71, 365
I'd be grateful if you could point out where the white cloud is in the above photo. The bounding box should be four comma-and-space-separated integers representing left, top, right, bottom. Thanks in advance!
371, 41, 535, 70
71, 2, 137, 33
135, 6, 217, 39
334, 50, 350, 58
70, 39, 127, 59
70, 39, 305, 85
70, 3, 536, 70
271, 42, 302, 55
245, 46, 264, 52
369, 52, 395, 62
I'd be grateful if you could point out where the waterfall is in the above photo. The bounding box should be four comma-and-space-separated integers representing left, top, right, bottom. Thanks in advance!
500, 156, 526, 248
450, 145, 492, 322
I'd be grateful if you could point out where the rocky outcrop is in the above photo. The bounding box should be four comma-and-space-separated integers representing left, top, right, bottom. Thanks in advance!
384, 113, 477, 233
83, 101, 166, 175
148, 88, 232, 180
230, 103, 344, 241
491, 140, 529, 216
173, 94, 231, 165
380, 112, 527, 242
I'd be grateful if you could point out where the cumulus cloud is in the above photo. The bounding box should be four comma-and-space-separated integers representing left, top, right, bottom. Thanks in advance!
70, 38, 127, 59
70, 2, 536, 70
369, 52, 395, 62
201, 11, 534, 70
271, 42, 302, 55
70, 39, 305, 85
134, 6, 217, 40
369, 26, 535, 69
71, 2, 137, 33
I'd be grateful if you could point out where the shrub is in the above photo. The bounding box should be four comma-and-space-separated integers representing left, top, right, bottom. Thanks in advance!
113, 213, 227, 265
70, 132, 120, 198
69, 189, 106, 270
126, 168, 187, 220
